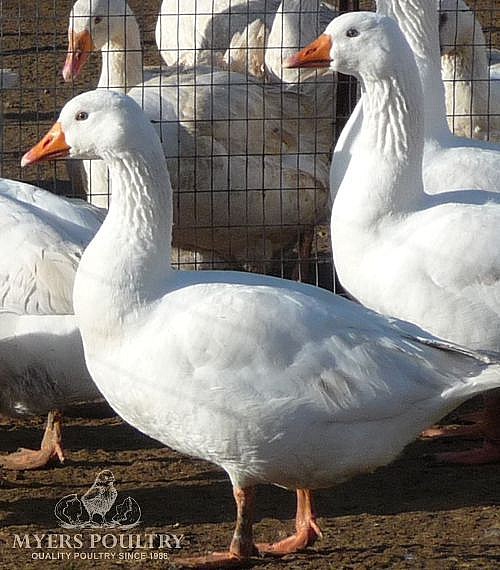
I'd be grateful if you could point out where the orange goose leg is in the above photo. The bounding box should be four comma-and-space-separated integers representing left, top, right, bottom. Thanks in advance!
176, 486, 259, 568
0, 410, 65, 470
433, 392, 500, 464
257, 489, 322, 555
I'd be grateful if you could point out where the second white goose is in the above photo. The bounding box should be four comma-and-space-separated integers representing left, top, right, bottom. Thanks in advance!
289, 9, 500, 465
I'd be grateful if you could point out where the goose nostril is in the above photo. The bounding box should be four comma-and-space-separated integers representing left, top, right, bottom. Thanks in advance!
42, 136, 53, 149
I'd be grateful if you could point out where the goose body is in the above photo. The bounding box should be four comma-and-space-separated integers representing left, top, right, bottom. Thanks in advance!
127, 71, 331, 266
0, 179, 103, 468
0, 312, 93, 418
23, 85, 500, 561
291, 7, 500, 464
0, 180, 104, 314
329, 0, 500, 200
156, 0, 279, 71
439, 0, 500, 142
64, 0, 332, 269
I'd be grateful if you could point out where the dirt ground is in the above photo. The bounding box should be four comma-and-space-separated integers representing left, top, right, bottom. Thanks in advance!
1, 0, 500, 568
0, 403, 500, 569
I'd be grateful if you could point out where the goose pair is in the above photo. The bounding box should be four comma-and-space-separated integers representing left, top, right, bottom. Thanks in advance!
0, 179, 103, 469
23, 13, 500, 564
291, 0, 500, 464
439, 0, 500, 142
63, 0, 333, 272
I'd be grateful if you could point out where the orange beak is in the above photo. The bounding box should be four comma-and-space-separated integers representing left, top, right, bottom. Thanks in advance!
285, 34, 333, 69
21, 123, 71, 167
62, 29, 94, 81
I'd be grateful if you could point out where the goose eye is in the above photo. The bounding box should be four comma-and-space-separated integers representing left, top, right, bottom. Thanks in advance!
346, 28, 359, 38
94, 16, 103, 24
76, 111, 89, 121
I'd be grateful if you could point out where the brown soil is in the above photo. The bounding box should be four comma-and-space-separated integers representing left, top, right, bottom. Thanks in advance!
1, 1, 500, 569
1, 403, 500, 570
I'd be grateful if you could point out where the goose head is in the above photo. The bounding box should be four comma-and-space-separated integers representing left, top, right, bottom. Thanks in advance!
286, 11, 415, 80
63, 0, 135, 81
21, 90, 159, 166
438, 0, 479, 56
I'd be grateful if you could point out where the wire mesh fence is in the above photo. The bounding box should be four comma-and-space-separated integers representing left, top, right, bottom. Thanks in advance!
0, 0, 498, 291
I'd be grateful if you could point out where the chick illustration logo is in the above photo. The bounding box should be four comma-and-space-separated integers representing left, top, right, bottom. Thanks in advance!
55, 470, 141, 529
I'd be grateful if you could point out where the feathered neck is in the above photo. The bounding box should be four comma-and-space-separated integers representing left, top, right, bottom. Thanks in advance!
97, 14, 143, 92
377, 0, 450, 139
103, 148, 173, 265
74, 139, 173, 333
333, 60, 424, 226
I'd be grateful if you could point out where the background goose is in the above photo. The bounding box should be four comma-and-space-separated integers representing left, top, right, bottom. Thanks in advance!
329, 0, 500, 201
156, 0, 279, 71
439, 0, 500, 142
64, 0, 332, 273
290, 5, 500, 465
23, 83, 500, 566
265, 0, 336, 83
223, 0, 338, 82
63, 0, 153, 207
0, 179, 103, 469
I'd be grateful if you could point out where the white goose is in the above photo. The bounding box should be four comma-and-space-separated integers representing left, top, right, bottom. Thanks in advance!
63, 0, 331, 272
290, 9, 500, 464
156, 0, 281, 71
329, 0, 500, 200
23, 85, 500, 564
265, 0, 337, 83
439, 0, 500, 142
63, 0, 149, 207
223, 0, 337, 82
0, 178, 103, 469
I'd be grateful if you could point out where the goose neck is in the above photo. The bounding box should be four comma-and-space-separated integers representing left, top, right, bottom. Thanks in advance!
377, 0, 450, 138
74, 145, 173, 329
441, 40, 490, 137
104, 149, 173, 269
97, 16, 143, 92
362, 73, 423, 168
334, 70, 424, 224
